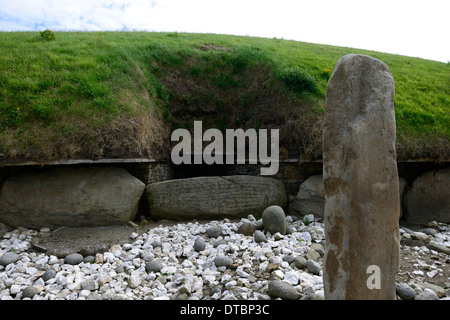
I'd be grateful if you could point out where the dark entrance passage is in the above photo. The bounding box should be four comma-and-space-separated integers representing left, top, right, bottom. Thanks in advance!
172, 162, 230, 179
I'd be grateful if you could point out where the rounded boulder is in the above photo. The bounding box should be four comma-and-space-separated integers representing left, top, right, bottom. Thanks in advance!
262, 205, 287, 235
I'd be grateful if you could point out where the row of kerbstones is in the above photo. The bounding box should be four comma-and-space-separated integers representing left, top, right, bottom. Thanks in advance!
0, 169, 286, 229
288, 169, 449, 224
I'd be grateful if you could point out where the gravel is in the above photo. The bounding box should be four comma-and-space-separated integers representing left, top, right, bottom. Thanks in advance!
0, 216, 449, 300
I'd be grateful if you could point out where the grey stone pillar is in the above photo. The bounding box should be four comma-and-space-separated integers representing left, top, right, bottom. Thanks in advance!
322, 54, 400, 300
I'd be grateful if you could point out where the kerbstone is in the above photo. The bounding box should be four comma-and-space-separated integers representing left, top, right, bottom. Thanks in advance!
146, 176, 286, 220
0, 167, 145, 229
404, 168, 450, 224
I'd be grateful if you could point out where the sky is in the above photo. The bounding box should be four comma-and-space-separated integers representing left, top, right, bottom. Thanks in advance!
0, 0, 448, 62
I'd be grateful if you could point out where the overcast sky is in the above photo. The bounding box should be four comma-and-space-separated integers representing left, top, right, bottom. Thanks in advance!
0, 0, 448, 62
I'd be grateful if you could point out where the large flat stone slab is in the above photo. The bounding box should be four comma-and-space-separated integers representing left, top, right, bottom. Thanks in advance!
146, 175, 287, 220
0, 167, 145, 229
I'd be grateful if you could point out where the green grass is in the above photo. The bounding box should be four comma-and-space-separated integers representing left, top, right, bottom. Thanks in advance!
0, 31, 448, 163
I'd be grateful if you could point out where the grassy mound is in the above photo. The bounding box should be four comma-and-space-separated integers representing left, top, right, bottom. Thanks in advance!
0, 31, 448, 164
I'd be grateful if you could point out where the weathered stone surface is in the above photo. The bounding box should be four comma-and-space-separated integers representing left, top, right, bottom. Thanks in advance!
404, 168, 450, 224
322, 54, 400, 300
146, 175, 286, 220
288, 175, 325, 218
0, 167, 145, 229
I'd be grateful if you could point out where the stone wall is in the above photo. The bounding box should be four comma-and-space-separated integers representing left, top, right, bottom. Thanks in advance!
0, 160, 448, 227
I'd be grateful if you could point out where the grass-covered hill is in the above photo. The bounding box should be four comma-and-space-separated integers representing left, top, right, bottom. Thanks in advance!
0, 31, 448, 164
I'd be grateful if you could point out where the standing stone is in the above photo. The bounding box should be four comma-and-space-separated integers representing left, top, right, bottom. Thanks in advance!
322, 54, 400, 300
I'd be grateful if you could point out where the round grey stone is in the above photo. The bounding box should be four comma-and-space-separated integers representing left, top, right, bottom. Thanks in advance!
306, 248, 320, 261
415, 290, 439, 300
206, 227, 221, 238
79, 244, 109, 256
306, 260, 321, 275
0, 252, 20, 266
294, 256, 307, 269
193, 238, 206, 251
238, 222, 256, 236
22, 286, 37, 299
214, 255, 233, 268
310, 243, 325, 257
49, 248, 73, 258
83, 255, 95, 263
396, 283, 417, 300
267, 280, 300, 300
41, 269, 56, 281
282, 255, 295, 264
145, 260, 163, 273
253, 230, 267, 243
262, 205, 286, 235
64, 253, 83, 265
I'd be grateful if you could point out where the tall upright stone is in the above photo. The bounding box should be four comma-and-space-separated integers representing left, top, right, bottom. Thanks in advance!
322, 54, 400, 300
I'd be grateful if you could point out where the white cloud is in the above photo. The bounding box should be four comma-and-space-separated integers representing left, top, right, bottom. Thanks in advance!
0, 0, 448, 61
0, 0, 157, 31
